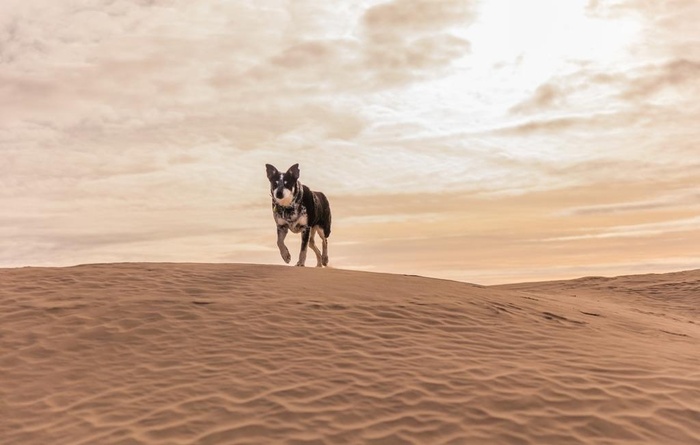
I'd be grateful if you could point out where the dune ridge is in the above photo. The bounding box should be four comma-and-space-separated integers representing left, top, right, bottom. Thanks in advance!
1, 263, 699, 444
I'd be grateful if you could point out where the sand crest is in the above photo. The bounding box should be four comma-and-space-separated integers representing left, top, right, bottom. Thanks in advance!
1, 264, 699, 444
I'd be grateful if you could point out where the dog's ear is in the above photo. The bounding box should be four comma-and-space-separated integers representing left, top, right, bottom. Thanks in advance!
265, 164, 279, 180
287, 163, 300, 180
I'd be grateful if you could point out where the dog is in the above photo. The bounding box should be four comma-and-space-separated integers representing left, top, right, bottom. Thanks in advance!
265, 163, 331, 267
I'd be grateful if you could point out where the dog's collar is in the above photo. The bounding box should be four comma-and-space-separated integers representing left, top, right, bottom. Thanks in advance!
273, 202, 294, 214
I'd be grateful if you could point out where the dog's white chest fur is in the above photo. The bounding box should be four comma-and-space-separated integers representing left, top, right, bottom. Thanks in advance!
275, 207, 308, 233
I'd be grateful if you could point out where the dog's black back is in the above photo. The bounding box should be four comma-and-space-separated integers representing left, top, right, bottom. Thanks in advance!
303, 187, 331, 238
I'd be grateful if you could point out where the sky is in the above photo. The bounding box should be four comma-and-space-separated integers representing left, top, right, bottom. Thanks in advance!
2, 0, 699, 284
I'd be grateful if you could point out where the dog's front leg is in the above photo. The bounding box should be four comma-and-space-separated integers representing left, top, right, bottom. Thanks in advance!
296, 226, 311, 267
277, 225, 291, 264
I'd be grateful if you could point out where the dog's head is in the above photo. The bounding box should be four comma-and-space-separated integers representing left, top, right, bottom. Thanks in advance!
265, 163, 300, 207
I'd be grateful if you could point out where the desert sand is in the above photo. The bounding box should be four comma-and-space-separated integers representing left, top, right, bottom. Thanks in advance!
1, 263, 698, 445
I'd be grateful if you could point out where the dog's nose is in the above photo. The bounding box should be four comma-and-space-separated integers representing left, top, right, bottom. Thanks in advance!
275, 190, 285, 199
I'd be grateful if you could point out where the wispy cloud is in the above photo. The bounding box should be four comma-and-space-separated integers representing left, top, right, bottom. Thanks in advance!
562, 190, 700, 216
541, 216, 700, 242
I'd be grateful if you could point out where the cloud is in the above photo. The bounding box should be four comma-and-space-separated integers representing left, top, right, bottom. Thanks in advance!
510, 82, 569, 114
562, 190, 700, 216
541, 216, 700, 242
586, 0, 700, 59
361, 0, 474, 87
363, 0, 475, 34
226, 38, 368, 95
621, 59, 700, 101
585, 0, 698, 23
230, 0, 476, 94
0, 0, 375, 191
363, 34, 471, 86
581, 58, 700, 104
490, 114, 617, 136
0, 0, 477, 161
504, 57, 700, 123
0, 1, 323, 118
505, 70, 616, 119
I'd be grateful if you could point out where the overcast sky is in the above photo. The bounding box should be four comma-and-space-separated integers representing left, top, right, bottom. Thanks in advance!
2, 0, 699, 283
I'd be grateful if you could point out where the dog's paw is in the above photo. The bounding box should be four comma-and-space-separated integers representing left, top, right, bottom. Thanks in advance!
281, 249, 291, 264
295, 262, 305, 267
322, 255, 329, 267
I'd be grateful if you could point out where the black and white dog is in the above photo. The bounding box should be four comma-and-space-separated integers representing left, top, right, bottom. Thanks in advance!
265, 163, 331, 267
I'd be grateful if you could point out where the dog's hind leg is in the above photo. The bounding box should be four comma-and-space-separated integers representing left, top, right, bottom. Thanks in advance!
308, 228, 323, 267
296, 226, 311, 267
277, 225, 291, 264
316, 226, 329, 266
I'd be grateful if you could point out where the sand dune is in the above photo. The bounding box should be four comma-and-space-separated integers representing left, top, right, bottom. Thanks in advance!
1, 264, 698, 445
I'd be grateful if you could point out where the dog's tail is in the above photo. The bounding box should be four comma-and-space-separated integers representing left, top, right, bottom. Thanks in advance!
325, 211, 332, 238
